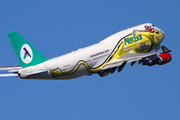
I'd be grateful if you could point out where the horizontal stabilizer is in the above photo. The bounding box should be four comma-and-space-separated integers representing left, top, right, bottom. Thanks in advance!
0, 65, 21, 77
0, 72, 18, 77
0, 65, 22, 70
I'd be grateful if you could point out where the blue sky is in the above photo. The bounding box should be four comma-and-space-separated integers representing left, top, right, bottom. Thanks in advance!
0, 0, 179, 120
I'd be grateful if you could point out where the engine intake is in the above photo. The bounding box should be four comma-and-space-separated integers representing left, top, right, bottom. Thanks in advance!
158, 52, 172, 65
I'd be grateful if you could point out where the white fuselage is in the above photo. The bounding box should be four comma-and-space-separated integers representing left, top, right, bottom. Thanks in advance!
18, 23, 164, 79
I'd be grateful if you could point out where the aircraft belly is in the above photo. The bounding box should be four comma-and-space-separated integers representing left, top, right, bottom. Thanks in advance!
23, 71, 52, 79
56, 65, 90, 80
21, 64, 89, 80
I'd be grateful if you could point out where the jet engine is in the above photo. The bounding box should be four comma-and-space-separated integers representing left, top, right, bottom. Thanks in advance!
142, 52, 172, 66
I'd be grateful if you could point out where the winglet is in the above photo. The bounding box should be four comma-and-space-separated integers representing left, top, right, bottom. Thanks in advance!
161, 46, 171, 53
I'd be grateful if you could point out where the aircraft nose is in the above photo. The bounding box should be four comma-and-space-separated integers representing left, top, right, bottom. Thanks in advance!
161, 30, 165, 40
160, 29, 165, 37
154, 26, 165, 39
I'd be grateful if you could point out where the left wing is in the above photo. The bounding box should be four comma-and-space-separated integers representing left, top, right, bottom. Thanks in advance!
102, 46, 172, 70
102, 52, 161, 70
0, 65, 22, 77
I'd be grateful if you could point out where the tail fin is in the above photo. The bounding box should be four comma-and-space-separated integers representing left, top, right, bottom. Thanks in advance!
8, 31, 49, 68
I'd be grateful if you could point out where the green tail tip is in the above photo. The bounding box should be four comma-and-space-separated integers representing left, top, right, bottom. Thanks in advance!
8, 31, 49, 68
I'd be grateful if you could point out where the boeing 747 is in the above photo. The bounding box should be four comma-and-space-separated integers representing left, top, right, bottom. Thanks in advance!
0, 23, 172, 79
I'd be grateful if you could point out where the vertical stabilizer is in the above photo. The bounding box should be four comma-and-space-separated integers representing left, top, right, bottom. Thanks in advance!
8, 31, 49, 68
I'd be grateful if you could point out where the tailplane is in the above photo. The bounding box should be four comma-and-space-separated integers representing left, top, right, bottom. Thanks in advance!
8, 31, 49, 68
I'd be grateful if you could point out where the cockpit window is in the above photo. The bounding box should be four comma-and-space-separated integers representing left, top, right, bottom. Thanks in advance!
145, 26, 154, 33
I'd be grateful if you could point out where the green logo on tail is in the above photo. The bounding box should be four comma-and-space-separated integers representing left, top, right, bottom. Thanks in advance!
20, 44, 33, 64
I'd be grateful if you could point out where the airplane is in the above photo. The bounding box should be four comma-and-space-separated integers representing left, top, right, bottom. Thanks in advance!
0, 23, 172, 80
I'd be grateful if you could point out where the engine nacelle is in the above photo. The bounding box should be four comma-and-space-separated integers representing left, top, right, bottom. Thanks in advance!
157, 52, 172, 65
142, 52, 172, 66
142, 58, 155, 66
